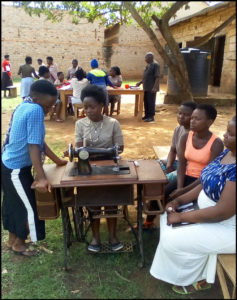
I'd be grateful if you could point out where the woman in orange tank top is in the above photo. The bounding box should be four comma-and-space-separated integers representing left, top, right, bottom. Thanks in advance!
167, 104, 224, 201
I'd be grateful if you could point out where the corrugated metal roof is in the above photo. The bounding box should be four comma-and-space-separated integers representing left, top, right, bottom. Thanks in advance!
169, 2, 232, 27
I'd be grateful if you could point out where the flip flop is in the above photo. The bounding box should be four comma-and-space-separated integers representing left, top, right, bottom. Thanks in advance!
172, 281, 212, 295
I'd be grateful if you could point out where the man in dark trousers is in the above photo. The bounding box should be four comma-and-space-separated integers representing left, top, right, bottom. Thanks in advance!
136, 52, 160, 122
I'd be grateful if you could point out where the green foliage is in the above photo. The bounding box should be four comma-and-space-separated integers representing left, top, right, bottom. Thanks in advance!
13, 1, 172, 27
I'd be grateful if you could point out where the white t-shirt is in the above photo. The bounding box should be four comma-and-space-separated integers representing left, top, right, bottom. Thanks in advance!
70, 78, 89, 100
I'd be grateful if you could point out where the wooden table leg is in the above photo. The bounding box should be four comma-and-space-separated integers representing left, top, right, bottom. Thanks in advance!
137, 184, 144, 268
134, 95, 139, 116
137, 92, 144, 121
60, 188, 72, 271
59, 91, 67, 121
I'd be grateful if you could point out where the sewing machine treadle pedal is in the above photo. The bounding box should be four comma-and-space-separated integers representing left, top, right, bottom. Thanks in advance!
88, 241, 134, 254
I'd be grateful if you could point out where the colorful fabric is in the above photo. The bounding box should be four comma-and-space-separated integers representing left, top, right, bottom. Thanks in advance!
2, 59, 12, 78
2, 97, 45, 169
87, 69, 113, 87
201, 149, 236, 202
185, 131, 218, 178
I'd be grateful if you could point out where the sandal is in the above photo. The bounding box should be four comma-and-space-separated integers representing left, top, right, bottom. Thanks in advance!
172, 280, 212, 295
12, 248, 39, 257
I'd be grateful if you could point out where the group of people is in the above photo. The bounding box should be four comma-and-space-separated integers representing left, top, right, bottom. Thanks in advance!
2, 52, 160, 122
1, 51, 235, 296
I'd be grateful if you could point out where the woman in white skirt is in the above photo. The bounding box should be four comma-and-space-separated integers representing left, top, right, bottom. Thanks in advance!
150, 116, 236, 295
18, 56, 39, 100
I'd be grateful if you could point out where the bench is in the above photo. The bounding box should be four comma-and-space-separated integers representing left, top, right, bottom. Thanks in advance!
153, 145, 170, 160
217, 254, 236, 299
6, 86, 17, 97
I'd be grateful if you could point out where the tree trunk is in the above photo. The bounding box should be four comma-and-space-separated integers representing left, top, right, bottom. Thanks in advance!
124, 1, 194, 102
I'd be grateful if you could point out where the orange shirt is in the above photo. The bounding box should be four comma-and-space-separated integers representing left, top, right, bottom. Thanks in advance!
185, 131, 217, 178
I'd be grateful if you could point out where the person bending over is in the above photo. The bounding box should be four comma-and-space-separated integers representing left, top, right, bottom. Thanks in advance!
1, 80, 67, 257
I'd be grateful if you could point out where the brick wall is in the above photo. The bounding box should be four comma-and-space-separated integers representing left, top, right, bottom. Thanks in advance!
1, 6, 165, 81
170, 2, 236, 94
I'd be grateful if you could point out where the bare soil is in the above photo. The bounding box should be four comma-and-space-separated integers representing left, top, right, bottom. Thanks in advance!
1, 96, 234, 299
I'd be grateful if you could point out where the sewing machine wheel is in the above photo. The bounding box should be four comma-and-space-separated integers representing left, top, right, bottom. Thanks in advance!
69, 143, 74, 162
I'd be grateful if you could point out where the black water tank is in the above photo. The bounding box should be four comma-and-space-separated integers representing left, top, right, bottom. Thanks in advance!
167, 48, 211, 97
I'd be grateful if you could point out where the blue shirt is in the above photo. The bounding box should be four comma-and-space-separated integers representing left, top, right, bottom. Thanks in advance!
2, 102, 45, 169
201, 149, 236, 202
87, 69, 113, 87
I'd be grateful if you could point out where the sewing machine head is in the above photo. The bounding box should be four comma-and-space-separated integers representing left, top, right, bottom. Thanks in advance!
68, 144, 121, 175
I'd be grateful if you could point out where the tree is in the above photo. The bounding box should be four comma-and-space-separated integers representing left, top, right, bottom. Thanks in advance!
13, 1, 236, 102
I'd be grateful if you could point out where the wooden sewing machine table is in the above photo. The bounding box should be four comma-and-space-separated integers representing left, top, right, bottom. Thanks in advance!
40, 159, 167, 270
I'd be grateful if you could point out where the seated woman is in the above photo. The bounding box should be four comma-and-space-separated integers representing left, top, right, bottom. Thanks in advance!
167, 104, 224, 200
150, 115, 236, 295
143, 101, 197, 229
69, 68, 89, 117
64, 84, 124, 253
108, 66, 122, 116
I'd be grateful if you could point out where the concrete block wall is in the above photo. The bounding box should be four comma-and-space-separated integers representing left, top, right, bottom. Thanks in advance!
170, 2, 236, 94
1, 6, 166, 81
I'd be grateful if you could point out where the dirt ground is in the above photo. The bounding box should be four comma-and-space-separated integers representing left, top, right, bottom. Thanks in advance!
44, 102, 234, 159
1, 96, 235, 299
2, 83, 235, 157
2, 96, 235, 158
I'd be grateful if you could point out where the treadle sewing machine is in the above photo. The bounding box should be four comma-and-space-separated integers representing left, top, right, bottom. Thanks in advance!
68, 143, 130, 176
36, 147, 168, 270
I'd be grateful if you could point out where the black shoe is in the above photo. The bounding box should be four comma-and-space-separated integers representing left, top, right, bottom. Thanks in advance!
142, 116, 147, 120
144, 117, 154, 122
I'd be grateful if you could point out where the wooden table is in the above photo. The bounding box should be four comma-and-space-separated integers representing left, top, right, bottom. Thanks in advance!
58, 89, 73, 121
59, 88, 144, 121
107, 88, 144, 121
40, 159, 167, 270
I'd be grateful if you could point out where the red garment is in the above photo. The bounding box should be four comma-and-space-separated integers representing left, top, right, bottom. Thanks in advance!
56, 80, 71, 89
2, 60, 12, 78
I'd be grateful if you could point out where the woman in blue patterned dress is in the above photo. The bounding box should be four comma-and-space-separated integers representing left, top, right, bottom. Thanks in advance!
150, 116, 236, 295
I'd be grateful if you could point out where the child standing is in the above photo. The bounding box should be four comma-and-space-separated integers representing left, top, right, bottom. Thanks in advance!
38, 68, 63, 122
1, 80, 67, 256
